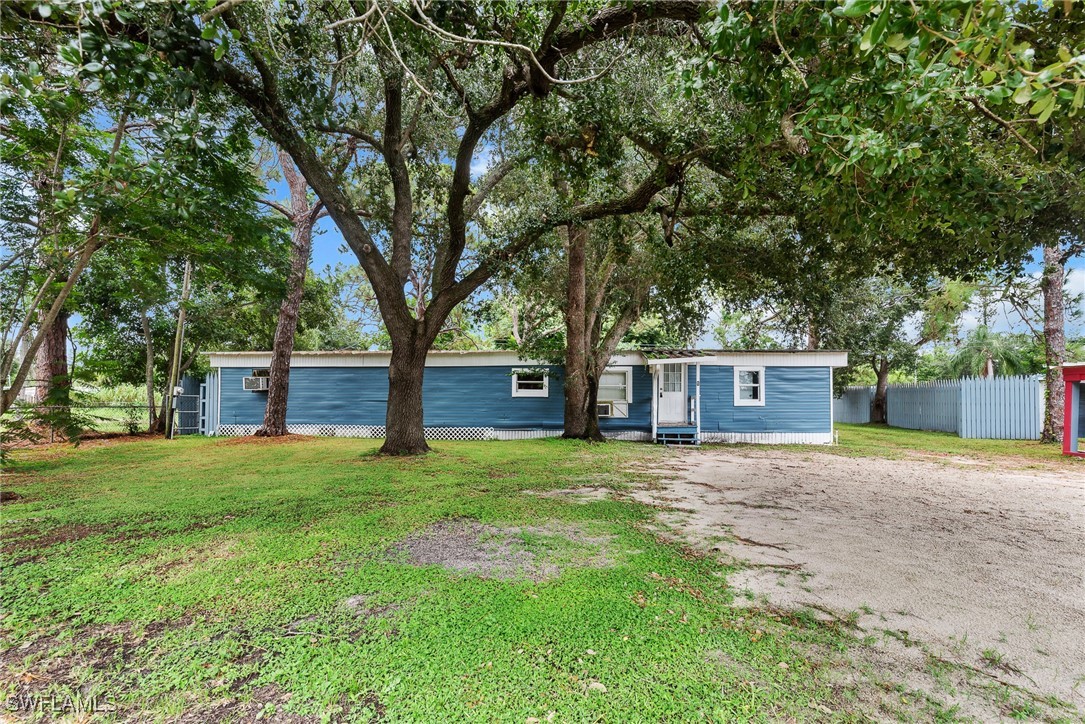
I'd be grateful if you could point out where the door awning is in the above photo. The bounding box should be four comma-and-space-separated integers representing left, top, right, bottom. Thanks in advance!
643, 349, 711, 365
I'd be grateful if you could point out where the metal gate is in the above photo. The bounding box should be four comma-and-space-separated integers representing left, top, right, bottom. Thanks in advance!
172, 394, 201, 436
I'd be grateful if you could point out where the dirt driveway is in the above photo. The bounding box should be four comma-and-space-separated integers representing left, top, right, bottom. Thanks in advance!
634, 448, 1085, 718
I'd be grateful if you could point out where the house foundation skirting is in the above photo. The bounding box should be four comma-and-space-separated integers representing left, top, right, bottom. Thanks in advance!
699, 431, 833, 445
213, 425, 652, 442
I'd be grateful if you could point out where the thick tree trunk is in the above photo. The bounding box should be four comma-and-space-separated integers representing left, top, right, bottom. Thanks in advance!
33, 309, 70, 406
1, 239, 96, 416
1, 114, 123, 416
871, 358, 890, 424
560, 222, 649, 442
141, 308, 159, 432
807, 318, 820, 351
257, 221, 312, 436
258, 153, 316, 437
581, 371, 604, 442
154, 391, 169, 434
563, 223, 590, 439
381, 342, 430, 455
1040, 244, 1066, 443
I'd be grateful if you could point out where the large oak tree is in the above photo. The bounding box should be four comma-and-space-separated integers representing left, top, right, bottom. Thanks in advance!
14, 1, 706, 453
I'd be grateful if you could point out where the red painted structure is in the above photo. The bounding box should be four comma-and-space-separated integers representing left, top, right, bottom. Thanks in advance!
1062, 363, 1085, 458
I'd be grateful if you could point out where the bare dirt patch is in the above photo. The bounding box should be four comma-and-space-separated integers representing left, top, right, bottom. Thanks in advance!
1, 521, 113, 555
214, 434, 317, 446
523, 486, 611, 503
341, 593, 403, 620
152, 536, 246, 580
173, 683, 310, 724
0, 615, 199, 714
388, 519, 613, 581
635, 447, 1085, 717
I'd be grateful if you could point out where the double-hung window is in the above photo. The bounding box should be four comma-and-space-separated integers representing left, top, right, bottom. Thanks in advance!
734, 366, 765, 406
597, 367, 632, 417
512, 369, 549, 397
598, 368, 632, 403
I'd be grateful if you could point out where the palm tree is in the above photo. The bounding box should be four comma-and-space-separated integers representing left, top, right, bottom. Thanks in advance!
951, 326, 1025, 378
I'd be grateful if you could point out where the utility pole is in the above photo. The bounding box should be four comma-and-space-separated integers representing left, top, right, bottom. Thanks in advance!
163, 258, 193, 439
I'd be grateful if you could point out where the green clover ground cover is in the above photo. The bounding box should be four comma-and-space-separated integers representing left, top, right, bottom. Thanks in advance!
2, 437, 854, 721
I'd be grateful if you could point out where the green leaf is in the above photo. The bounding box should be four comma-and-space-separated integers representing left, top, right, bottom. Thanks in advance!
866, 7, 891, 49
1011, 84, 1031, 105
1030, 94, 1055, 124
201, 26, 217, 40
841, 0, 877, 18
1028, 94, 1051, 116
885, 33, 909, 51
979, 70, 996, 85
214, 44, 226, 61
1036, 98, 1055, 125
859, 25, 874, 51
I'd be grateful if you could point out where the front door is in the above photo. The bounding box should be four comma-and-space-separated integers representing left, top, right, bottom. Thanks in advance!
658, 363, 686, 424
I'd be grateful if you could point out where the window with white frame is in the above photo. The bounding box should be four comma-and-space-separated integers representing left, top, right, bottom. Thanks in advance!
512, 369, 549, 397
598, 367, 633, 403
734, 366, 765, 406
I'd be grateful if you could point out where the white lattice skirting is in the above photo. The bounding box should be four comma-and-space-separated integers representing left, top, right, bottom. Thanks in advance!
699, 432, 834, 445
213, 425, 652, 441
605, 430, 653, 442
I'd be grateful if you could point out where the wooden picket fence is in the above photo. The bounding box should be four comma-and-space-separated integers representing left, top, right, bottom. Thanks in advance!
833, 375, 1042, 440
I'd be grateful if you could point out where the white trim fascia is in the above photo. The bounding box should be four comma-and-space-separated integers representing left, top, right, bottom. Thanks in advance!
650, 367, 658, 439
511, 368, 549, 398
207, 349, 848, 370
645, 351, 849, 368
712, 351, 848, 368
215, 369, 221, 437
734, 365, 766, 407
695, 363, 701, 440
700, 432, 833, 445
207, 350, 647, 369
829, 367, 835, 443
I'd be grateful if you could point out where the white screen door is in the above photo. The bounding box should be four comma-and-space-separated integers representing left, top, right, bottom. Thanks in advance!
658, 363, 686, 423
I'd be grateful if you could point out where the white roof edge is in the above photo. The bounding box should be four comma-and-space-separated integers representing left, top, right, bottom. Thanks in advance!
705, 351, 849, 368
644, 358, 706, 366
206, 349, 847, 369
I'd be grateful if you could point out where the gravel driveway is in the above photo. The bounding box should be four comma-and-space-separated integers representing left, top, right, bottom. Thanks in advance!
635, 447, 1085, 719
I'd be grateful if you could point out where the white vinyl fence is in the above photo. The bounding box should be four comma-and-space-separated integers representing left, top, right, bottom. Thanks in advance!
833, 375, 1042, 440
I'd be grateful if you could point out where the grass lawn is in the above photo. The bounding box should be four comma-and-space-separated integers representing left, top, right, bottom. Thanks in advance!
827, 423, 1078, 466
1, 437, 865, 722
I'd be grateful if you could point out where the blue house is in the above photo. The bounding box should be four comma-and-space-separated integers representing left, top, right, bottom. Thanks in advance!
197, 349, 847, 445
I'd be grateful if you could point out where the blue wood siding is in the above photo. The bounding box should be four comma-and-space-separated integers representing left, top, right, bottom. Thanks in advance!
218, 364, 653, 430
697, 365, 831, 433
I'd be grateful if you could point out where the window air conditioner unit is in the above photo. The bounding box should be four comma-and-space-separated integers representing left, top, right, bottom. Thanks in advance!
243, 376, 270, 391
596, 402, 613, 418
